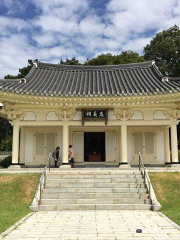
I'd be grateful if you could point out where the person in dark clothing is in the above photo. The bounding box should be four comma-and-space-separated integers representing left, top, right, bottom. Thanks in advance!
53, 147, 60, 168
69, 145, 75, 168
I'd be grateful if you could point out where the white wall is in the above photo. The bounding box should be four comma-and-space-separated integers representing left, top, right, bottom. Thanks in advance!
24, 112, 36, 121
106, 131, 117, 163
156, 130, 165, 163
25, 132, 34, 163
74, 132, 84, 162
73, 111, 82, 120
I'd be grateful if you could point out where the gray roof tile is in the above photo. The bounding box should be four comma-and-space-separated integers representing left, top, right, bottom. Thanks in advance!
0, 61, 180, 97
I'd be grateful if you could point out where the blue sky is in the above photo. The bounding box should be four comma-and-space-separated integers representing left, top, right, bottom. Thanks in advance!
0, 0, 180, 78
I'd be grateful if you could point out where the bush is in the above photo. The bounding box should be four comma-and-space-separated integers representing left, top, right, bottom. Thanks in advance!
0, 156, 12, 168
0, 137, 12, 151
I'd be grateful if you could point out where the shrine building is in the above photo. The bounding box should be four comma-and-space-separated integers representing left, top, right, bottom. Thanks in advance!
0, 61, 180, 168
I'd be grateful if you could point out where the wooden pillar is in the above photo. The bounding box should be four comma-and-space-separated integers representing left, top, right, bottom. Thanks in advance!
19, 128, 25, 164
171, 124, 179, 163
164, 127, 171, 164
12, 122, 19, 164
120, 120, 128, 164
62, 122, 69, 165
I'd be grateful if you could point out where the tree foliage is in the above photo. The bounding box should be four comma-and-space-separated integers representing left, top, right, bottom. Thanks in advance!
60, 57, 81, 65
0, 116, 12, 151
85, 51, 144, 66
0, 117, 12, 141
0, 137, 12, 151
4, 59, 37, 79
144, 25, 180, 77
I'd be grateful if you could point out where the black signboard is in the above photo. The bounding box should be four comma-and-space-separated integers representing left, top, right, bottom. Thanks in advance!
82, 109, 108, 125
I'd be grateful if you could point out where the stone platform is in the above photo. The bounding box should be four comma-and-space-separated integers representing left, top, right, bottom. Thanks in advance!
1, 210, 180, 240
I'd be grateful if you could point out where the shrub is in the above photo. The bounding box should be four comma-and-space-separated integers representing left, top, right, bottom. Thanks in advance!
0, 156, 12, 168
0, 137, 12, 151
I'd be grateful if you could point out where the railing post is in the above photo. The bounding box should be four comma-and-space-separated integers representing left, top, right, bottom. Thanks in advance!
44, 171, 46, 188
39, 183, 42, 204
139, 152, 141, 171
49, 155, 50, 172
149, 181, 151, 198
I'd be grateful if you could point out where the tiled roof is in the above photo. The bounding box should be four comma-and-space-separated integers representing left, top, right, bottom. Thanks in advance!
0, 61, 180, 97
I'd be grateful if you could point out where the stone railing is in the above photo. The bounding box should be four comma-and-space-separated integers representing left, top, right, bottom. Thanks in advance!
0, 151, 12, 155
29, 153, 51, 212
139, 153, 161, 211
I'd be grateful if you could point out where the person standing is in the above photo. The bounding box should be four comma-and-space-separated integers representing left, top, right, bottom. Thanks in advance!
52, 147, 60, 168
69, 145, 75, 168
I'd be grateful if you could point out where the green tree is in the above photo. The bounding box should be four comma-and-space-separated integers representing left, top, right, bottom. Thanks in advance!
0, 116, 12, 151
0, 116, 12, 142
60, 57, 81, 65
0, 137, 12, 151
85, 51, 144, 66
85, 53, 114, 65
4, 59, 37, 79
144, 25, 180, 77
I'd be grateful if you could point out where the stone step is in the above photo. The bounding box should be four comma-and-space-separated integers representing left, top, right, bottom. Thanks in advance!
43, 187, 147, 193
48, 169, 140, 173
47, 174, 142, 179
41, 198, 150, 205
39, 203, 151, 211
45, 182, 146, 188
42, 192, 149, 199
46, 178, 144, 183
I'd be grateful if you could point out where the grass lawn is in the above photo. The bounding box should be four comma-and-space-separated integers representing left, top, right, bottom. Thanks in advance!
149, 172, 180, 226
0, 174, 40, 234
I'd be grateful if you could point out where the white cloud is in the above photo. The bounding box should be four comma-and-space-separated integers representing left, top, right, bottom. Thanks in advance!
0, 33, 35, 77
30, 0, 89, 16
79, 16, 105, 36
0, 16, 29, 36
106, 0, 179, 33
33, 34, 58, 47
121, 37, 152, 53
0, 0, 27, 14
0, 0, 180, 78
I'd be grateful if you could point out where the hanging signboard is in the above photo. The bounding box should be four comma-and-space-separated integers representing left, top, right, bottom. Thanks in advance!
82, 109, 108, 125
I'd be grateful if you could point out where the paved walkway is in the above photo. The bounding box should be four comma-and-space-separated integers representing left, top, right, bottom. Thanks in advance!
2, 211, 180, 240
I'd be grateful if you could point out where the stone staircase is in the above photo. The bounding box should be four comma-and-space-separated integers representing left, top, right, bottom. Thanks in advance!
39, 169, 151, 211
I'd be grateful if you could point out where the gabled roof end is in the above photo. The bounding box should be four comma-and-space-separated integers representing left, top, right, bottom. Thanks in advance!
162, 77, 169, 83
33, 61, 38, 68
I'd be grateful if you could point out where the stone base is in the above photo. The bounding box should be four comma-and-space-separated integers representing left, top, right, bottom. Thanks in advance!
29, 204, 38, 212
59, 165, 71, 169
151, 203, 162, 211
168, 164, 180, 168
165, 162, 171, 166
119, 164, 131, 169
8, 165, 22, 169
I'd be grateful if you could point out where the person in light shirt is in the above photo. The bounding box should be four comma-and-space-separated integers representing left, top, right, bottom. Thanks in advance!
69, 145, 75, 168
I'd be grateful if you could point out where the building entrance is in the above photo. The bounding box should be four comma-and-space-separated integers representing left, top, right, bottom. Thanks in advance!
84, 132, 105, 162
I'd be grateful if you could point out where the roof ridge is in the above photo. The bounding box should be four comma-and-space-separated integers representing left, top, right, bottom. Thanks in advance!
0, 78, 20, 83
168, 77, 180, 81
35, 61, 153, 70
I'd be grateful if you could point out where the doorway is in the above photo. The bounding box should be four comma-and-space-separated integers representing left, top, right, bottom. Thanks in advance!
132, 131, 156, 164
35, 132, 56, 164
84, 132, 105, 162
